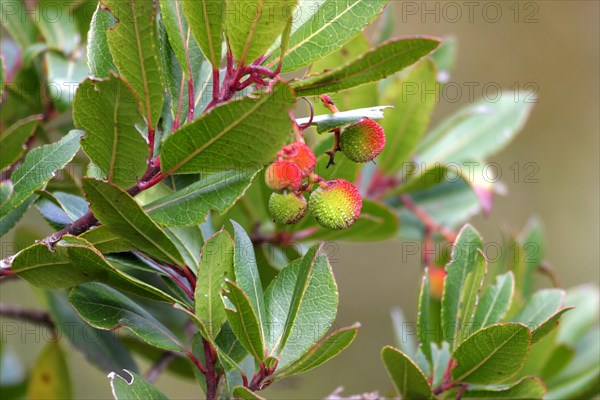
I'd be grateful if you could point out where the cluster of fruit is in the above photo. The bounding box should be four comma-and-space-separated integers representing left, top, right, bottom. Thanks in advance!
266, 118, 386, 230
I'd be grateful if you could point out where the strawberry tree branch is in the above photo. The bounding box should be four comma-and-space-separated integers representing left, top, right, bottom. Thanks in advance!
0, 303, 56, 332
203, 338, 219, 400
400, 195, 457, 243
144, 351, 178, 383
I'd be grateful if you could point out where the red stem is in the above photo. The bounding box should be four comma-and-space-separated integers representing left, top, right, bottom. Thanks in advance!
187, 78, 195, 123
173, 75, 186, 131
401, 195, 457, 243
212, 68, 220, 101
203, 339, 218, 400
147, 127, 156, 164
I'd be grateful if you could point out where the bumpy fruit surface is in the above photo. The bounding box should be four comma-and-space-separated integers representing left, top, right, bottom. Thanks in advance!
269, 192, 307, 225
281, 142, 316, 177
265, 161, 302, 191
309, 179, 362, 230
339, 118, 386, 163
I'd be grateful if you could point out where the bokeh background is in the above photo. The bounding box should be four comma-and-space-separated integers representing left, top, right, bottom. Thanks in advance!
1, 1, 598, 398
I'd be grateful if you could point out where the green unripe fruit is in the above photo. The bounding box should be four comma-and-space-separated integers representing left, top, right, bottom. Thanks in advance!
308, 179, 362, 230
339, 118, 386, 163
269, 192, 307, 225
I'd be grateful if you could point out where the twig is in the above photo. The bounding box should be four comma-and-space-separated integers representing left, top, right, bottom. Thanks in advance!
319, 95, 342, 167
455, 384, 468, 400
537, 261, 562, 288
400, 195, 457, 243
0, 303, 55, 331
144, 351, 178, 383
203, 339, 219, 400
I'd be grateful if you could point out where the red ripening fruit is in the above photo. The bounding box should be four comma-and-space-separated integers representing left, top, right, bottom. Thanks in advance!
339, 118, 386, 163
308, 179, 362, 230
429, 266, 446, 299
280, 142, 316, 177
265, 161, 303, 191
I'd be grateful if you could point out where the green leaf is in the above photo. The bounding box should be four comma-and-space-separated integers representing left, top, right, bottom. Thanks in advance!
87, 4, 116, 78
546, 326, 600, 399
225, 0, 297, 65
456, 250, 487, 344
0, 114, 42, 171
27, 342, 72, 400
264, 254, 338, 368
291, 37, 440, 96
431, 342, 451, 388
108, 370, 169, 400
195, 230, 235, 338
144, 170, 258, 226
159, 0, 201, 78
556, 285, 599, 346
0, 0, 38, 49
83, 178, 184, 266
381, 346, 432, 400
271, 243, 321, 356
0, 182, 12, 207
378, 59, 437, 173
296, 106, 392, 134
11, 235, 177, 303
74, 76, 148, 188
222, 279, 265, 361
516, 217, 545, 298
80, 226, 135, 254
45, 52, 88, 112
294, 199, 398, 242
541, 344, 575, 381
271, 0, 388, 73
416, 94, 535, 164
160, 82, 294, 175
232, 221, 267, 335
530, 307, 573, 343
391, 307, 416, 357
233, 386, 265, 400
460, 376, 545, 399
308, 32, 378, 110
429, 36, 457, 83
45, 290, 138, 374
182, 0, 223, 68
164, 226, 204, 272
512, 289, 570, 342
69, 283, 185, 352
36, 191, 90, 230
441, 224, 485, 349
417, 269, 432, 365
0, 130, 82, 220
451, 323, 532, 385
473, 272, 514, 329
102, 0, 164, 130
34, 3, 79, 53
276, 323, 359, 379
0, 197, 35, 237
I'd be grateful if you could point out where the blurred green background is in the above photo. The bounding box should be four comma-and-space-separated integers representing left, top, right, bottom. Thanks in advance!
1, 1, 598, 398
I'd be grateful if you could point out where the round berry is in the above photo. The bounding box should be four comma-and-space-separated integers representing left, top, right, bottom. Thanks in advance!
308, 179, 362, 230
339, 118, 386, 163
268, 192, 307, 225
281, 142, 316, 177
265, 161, 302, 191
